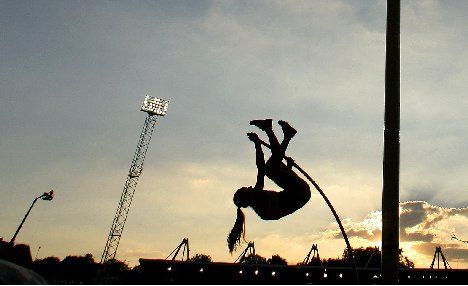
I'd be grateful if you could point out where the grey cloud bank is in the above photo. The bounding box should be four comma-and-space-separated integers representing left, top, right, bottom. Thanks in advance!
324, 201, 468, 266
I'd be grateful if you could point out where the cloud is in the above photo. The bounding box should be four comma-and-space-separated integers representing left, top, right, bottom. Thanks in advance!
400, 201, 424, 222
401, 232, 434, 243
122, 249, 165, 261
324, 211, 382, 242
317, 201, 468, 267
400, 201, 468, 240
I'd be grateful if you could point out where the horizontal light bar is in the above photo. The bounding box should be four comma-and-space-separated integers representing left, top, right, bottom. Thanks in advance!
141, 95, 169, 116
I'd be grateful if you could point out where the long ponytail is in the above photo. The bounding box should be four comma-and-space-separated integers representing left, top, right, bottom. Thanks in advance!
227, 207, 246, 253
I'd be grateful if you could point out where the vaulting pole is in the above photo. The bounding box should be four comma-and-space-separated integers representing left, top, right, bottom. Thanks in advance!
382, 0, 400, 284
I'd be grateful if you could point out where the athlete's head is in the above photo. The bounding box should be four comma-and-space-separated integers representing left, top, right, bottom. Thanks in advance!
233, 186, 253, 208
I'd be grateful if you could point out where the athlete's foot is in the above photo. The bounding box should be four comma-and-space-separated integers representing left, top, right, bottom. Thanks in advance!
278, 120, 297, 138
247, 132, 261, 143
250, 119, 273, 132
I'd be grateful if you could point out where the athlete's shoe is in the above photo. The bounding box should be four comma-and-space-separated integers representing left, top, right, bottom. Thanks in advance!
247, 132, 261, 143
278, 120, 297, 138
250, 119, 273, 131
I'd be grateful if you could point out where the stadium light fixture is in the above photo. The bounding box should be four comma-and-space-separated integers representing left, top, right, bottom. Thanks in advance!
141, 95, 169, 116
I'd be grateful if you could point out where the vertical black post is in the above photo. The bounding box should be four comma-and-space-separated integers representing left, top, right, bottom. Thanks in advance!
382, 0, 400, 284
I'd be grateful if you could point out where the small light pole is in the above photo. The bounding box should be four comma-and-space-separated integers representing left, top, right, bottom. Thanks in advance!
9, 190, 54, 245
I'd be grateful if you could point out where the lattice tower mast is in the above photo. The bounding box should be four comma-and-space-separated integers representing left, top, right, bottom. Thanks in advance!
100, 95, 169, 264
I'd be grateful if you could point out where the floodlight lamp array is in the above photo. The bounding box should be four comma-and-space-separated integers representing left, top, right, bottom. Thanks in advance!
141, 95, 169, 116
41, 190, 54, 201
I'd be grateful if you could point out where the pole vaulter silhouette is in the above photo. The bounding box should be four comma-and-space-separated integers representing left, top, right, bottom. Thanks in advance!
227, 119, 358, 282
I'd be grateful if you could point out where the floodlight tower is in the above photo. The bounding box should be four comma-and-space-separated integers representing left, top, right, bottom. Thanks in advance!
100, 95, 169, 266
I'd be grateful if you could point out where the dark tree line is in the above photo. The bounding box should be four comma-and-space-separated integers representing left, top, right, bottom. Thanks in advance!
309, 246, 414, 269
188, 253, 212, 263
0, 239, 134, 284
22, 253, 134, 284
239, 253, 289, 265
234, 247, 414, 269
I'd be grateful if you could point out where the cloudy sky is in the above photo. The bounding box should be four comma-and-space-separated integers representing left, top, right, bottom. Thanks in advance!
1, 0, 467, 268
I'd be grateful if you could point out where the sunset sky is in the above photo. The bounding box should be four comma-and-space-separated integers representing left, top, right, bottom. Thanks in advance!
1, 0, 467, 268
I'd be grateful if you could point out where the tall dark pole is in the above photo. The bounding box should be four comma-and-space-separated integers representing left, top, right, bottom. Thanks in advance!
382, 0, 400, 284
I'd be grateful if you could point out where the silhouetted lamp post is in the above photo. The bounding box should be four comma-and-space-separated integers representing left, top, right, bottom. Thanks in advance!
9, 190, 54, 245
